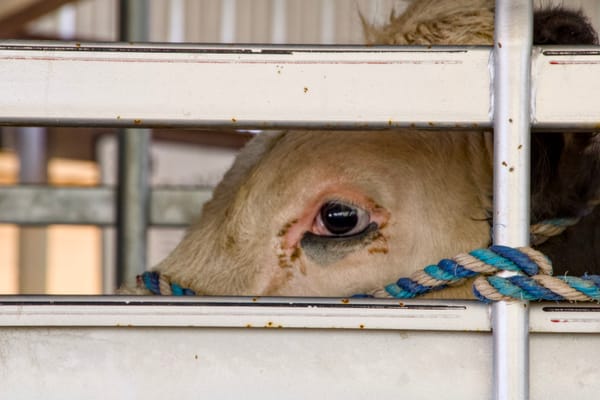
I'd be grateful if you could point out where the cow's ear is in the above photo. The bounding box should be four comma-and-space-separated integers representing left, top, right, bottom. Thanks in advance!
530, 7, 600, 223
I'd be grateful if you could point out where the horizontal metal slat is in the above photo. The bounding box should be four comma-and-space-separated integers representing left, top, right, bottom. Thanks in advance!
0, 296, 491, 331
0, 41, 492, 129
533, 47, 600, 129
0, 296, 599, 333
0, 186, 211, 226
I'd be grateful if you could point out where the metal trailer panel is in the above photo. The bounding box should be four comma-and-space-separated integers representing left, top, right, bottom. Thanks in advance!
0, 299, 599, 399
2, 328, 600, 400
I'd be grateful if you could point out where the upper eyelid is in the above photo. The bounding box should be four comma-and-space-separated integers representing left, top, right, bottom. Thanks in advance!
320, 198, 369, 211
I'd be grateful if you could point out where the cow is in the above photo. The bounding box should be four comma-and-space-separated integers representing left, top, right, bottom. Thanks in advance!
128, 0, 600, 299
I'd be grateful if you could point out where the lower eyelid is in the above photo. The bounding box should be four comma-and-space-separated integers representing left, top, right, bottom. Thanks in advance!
302, 222, 379, 247
299, 222, 380, 266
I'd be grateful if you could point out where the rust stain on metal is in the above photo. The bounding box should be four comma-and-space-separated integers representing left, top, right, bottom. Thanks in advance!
303, 87, 309, 93
231, 117, 237, 123
359, 324, 365, 329
341, 298, 350, 304
133, 119, 142, 125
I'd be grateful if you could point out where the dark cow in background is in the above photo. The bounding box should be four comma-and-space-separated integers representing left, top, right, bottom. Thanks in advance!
128, 0, 600, 298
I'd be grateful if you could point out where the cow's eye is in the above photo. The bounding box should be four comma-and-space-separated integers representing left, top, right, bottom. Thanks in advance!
314, 201, 371, 236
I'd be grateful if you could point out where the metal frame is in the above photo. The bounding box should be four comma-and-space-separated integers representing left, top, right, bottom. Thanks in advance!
0, 44, 598, 225
492, 2, 532, 399
1, 1, 599, 398
1, 297, 599, 333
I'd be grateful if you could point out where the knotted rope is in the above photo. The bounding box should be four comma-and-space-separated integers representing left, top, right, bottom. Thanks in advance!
138, 217, 600, 302
365, 245, 600, 302
137, 245, 600, 302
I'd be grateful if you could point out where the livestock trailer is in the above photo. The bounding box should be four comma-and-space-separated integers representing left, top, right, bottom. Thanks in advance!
1, 1, 599, 398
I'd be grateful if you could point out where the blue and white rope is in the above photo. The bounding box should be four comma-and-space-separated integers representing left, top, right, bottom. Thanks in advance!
138, 245, 600, 302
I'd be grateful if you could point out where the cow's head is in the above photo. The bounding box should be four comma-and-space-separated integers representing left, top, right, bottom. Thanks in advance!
151, 1, 600, 298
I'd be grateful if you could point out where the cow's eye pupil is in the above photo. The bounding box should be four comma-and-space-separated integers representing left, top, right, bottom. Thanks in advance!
320, 202, 359, 235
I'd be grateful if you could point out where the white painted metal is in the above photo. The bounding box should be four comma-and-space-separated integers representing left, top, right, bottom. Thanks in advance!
0, 326, 494, 400
0, 297, 490, 331
0, 299, 600, 399
1, 297, 599, 333
0, 42, 491, 128
3, 325, 599, 400
1, 42, 599, 129
492, 1, 533, 399
533, 46, 600, 128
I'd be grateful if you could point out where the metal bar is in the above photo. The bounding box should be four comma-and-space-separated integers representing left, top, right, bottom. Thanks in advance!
0, 42, 599, 128
0, 297, 599, 333
0, 296, 490, 330
116, 132, 150, 286
0, 42, 492, 129
16, 127, 48, 294
492, 1, 532, 399
116, 0, 151, 288
532, 46, 600, 129
0, 186, 210, 226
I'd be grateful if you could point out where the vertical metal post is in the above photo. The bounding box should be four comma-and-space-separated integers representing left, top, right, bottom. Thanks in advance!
17, 127, 48, 294
220, 0, 236, 43
116, 0, 151, 289
271, 0, 287, 43
492, 1, 533, 399
320, 0, 335, 44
